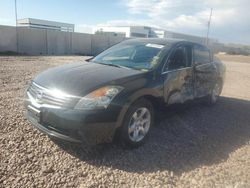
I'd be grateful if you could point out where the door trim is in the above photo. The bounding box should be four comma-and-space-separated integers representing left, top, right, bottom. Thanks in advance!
162, 67, 192, 75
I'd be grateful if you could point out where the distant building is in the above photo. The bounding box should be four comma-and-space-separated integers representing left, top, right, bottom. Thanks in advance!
17, 18, 74, 32
93, 26, 218, 45
93, 26, 156, 38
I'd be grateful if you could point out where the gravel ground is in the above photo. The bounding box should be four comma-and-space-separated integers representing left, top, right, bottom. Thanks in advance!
0, 56, 250, 188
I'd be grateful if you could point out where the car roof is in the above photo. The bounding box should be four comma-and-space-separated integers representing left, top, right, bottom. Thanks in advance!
122, 38, 188, 46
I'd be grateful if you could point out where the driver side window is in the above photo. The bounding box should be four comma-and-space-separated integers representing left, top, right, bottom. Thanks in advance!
167, 46, 188, 71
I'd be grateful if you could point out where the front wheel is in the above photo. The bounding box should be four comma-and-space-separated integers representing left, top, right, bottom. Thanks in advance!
120, 99, 154, 148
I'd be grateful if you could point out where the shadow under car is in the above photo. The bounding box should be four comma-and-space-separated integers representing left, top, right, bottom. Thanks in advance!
53, 96, 250, 174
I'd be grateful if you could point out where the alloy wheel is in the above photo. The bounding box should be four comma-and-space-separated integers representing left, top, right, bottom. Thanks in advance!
128, 107, 151, 142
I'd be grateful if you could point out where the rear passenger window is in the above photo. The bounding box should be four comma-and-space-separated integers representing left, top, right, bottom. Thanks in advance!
194, 45, 210, 65
167, 46, 188, 70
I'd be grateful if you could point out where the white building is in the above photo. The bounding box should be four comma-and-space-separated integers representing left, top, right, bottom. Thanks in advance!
93, 26, 163, 38
93, 26, 217, 45
17, 18, 74, 32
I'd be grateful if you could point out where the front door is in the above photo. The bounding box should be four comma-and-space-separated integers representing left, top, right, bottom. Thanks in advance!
162, 44, 194, 105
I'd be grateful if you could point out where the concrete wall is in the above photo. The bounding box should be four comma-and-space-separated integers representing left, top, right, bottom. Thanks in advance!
0, 25, 17, 52
71, 33, 92, 55
91, 35, 125, 55
91, 35, 110, 55
46, 30, 71, 55
17, 27, 47, 55
0, 25, 125, 55
109, 36, 125, 46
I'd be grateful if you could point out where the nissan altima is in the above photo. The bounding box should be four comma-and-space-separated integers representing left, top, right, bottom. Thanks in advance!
25, 38, 225, 148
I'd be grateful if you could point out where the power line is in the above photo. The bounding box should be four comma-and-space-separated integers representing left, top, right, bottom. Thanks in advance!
206, 8, 213, 46
15, 0, 19, 53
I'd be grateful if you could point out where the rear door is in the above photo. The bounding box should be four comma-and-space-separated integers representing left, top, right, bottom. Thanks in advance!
193, 44, 217, 97
162, 43, 194, 105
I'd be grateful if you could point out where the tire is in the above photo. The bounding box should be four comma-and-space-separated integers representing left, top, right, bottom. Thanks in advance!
206, 80, 223, 105
120, 98, 154, 148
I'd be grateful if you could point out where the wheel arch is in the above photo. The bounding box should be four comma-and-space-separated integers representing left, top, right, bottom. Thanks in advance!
112, 90, 163, 142
116, 91, 162, 126
216, 76, 224, 95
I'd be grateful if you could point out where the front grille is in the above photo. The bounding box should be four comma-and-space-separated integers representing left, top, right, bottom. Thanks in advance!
27, 82, 72, 108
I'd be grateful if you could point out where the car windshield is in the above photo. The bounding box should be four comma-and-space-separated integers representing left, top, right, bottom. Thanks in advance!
91, 42, 168, 71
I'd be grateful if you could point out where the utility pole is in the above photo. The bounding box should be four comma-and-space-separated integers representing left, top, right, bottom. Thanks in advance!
15, 0, 19, 53
206, 8, 213, 46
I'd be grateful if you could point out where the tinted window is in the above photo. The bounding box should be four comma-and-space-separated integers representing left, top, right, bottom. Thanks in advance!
167, 46, 188, 70
194, 45, 210, 65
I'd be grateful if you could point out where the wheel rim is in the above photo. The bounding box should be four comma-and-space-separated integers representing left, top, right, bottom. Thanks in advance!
128, 107, 151, 142
212, 83, 220, 102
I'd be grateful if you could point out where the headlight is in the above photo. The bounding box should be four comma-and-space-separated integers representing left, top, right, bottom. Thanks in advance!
74, 86, 123, 110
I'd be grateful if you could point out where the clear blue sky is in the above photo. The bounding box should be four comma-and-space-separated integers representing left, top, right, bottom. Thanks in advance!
0, 0, 249, 45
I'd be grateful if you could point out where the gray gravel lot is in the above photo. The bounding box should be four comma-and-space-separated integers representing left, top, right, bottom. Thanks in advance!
0, 56, 250, 188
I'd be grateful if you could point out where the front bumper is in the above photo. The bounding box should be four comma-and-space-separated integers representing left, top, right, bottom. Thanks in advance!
26, 112, 81, 142
25, 102, 121, 144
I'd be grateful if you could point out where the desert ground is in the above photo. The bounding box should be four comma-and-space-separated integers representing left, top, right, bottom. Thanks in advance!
0, 55, 250, 187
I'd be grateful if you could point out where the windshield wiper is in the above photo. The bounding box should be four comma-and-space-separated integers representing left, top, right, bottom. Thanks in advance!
92, 61, 130, 69
104, 63, 125, 68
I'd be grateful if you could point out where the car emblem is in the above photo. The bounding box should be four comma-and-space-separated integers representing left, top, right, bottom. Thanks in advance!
36, 90, 43, 102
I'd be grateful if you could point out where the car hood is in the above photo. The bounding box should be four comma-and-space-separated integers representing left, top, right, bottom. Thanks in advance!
33, 61, 143, 96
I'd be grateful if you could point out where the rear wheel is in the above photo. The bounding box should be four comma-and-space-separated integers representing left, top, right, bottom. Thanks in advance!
206, 81, 222, 105
120, 99, 154, 148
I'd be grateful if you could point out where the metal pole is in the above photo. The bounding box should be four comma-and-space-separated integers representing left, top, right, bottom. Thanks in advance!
206, 8, 213, 46
15, 0, 19, 53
